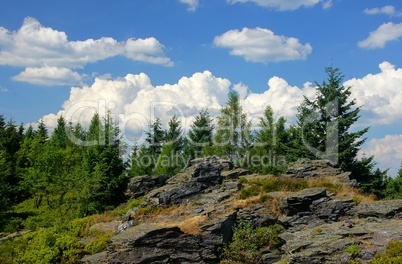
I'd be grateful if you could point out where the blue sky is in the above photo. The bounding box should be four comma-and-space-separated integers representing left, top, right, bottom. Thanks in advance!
0, 0, 402, 176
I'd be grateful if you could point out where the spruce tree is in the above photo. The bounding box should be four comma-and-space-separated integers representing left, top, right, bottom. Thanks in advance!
165, 115, 183, 153
252, 106, 288, 174
155, 116, 185, 176
214, 91, 252, 162
185, 109, 214, 160
146, 118, 165, 156
296, 65, 368, 171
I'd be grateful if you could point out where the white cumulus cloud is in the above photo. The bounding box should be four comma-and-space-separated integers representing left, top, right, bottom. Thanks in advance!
358, 22, 402, 49
41, 71, 231, 144
214, 27, 312, 63
40, 70, 318, 146
39, 63, 402, 173
0, 17, 172, 86
13, 66, 86, 86
179, 0, 199, 11
364, 5, 402, 16
226, 0, 324, 11
241, 77, 315, 125
345, 61, 402, 125
362, 134, 402, 177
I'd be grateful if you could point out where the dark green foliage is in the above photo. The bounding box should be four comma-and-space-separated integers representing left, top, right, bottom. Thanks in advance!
239, 185, 262, 199
146, 118, 165, 156
221, 222, 283, 264
249, 106, 288, 175
154, 116, 186, 176
384, 163, 402, 199
294, 66, 369, 171
214, 91, 252, 162
129, 144, 154, 176
0, 117, 25, 213
186, 109, 214, 159
352, 156, 387, 198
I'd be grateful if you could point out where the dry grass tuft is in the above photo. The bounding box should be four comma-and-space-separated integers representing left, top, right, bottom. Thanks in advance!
306, 177, 344, 193
335, 188, 376, 204
233, 194, 265, 209
265, 192, 289, 216
178, 215, 207, 235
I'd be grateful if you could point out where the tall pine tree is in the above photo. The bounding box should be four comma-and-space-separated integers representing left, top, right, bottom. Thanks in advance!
296, 66, 368, 171
187, 109, 214, 159
214, 91, 252, 162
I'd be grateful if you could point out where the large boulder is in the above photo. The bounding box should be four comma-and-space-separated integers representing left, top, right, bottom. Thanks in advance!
83, 211, 237, 264
146, 157, 225, 206
237, 204, 278, 227
285, 159, 358, 187
280, 188, 328, 216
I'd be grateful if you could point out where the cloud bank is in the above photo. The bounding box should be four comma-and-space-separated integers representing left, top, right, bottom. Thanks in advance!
214, 27, 312, 63
345, 61, 402, 125
0, 17, 172, 86
363, 135, 402, 177
40, 61, 402, 175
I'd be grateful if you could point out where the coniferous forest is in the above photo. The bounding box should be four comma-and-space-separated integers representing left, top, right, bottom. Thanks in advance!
0, 66, 401, 262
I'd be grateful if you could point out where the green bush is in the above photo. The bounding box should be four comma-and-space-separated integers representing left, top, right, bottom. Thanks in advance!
346, 243, 360, 257
239, 185, 262, 199
84, 231, 112, 254
0, 212, 116, 264
372, 240, 402, 264
239, 177, 249, 184
221, 222, 283, 264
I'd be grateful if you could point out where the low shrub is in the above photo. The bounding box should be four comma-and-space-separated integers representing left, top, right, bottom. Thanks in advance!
372, 240, 402, 264
239, 185, 262, 199
221, 221, 283, 264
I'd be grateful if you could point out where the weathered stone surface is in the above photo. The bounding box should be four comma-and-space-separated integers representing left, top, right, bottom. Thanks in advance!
285, 159, 358, 187
109, 224, 203, 263
146, 157, 227, 206
311, 198, 355, 221
127, 175, 168, 198
237, 204, 278, 227
86, 210, 236, 264
286, 159, 342, 178
357, 199, 402, 219
221, 168, 251, 179
279, 219, 402, 264
280, 190, 356, 231
280, 188, 328, 216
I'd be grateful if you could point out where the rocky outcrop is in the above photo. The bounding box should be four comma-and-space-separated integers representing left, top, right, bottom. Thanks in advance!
286, 158, 358, 188
279, 188, 356, 231
82, 158, 402, 264
146, 156, 233, 206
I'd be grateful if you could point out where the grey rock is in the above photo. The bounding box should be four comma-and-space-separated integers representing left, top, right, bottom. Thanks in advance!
237, 204, 278, 227
117, 220, 135, 233
357, 200, 402, 218
127, 175, 168, 198
280, 188, 328, 216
